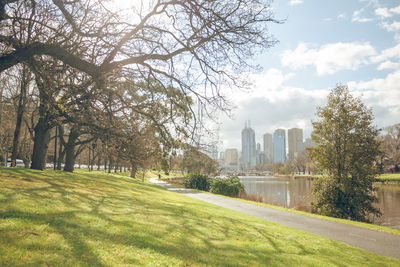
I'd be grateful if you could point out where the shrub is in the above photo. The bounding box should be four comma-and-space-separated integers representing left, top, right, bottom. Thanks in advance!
210, 176, 244, 197
184, 173, 211, 191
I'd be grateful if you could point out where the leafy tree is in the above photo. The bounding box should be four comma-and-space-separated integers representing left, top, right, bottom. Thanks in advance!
1, 0, 280, 170
380, 124, 400, 172
180, 147, 218, 175
308, 85, 381, 222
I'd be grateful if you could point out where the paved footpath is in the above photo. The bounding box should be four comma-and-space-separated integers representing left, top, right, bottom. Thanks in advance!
149, 178, 400, 260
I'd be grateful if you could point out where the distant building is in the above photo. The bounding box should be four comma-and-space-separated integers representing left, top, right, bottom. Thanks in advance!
241, 120, 256, 170
263, 133, 273, 164
207, 144, 218, 161
273, 129, 286, 163
256, 142, 264, 165
288, 128, 303, 160
225, 149, 238, 165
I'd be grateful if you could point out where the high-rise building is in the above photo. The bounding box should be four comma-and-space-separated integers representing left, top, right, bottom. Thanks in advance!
207, 144, 218, 161
273, 129, 286, 163
263, 133, 273, 164
225, 149, 238, 166
288, 128, 303, 160
256, 142, 264, 165
241, 120, 256, 170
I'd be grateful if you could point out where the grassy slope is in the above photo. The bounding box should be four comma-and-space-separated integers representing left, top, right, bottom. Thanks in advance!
378, 173, 400, 180
0, 168, 399, 266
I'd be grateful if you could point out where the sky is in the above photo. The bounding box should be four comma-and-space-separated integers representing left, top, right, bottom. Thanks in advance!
216, 0, 400, 152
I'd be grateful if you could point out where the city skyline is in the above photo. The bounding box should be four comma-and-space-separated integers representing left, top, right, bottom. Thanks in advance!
219, 122, 312, 157
217, 0, 400, 153
218, 121, 312, 170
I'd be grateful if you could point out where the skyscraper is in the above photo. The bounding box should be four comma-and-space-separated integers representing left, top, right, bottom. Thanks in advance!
288, 128, 303, 160
273, 129, 286, 163
241, 120, 256, 170
263, 133, 273, 164
225, 148, 238, 166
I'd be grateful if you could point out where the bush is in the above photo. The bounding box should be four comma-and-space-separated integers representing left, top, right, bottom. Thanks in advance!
210, 176, 244, 197
184, 173, 211, 191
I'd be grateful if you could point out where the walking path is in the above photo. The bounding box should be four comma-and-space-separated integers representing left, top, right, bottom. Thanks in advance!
149, 178, 400, 260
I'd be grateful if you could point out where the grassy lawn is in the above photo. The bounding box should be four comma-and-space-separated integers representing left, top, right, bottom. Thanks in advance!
0, 168, 399, 266
282, 173, 400, 181
378, 173, 400, 180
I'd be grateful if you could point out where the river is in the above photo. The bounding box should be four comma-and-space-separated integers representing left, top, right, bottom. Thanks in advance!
239, 176, 400, 229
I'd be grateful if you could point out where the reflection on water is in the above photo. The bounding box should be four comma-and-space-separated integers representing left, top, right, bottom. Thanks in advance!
239, 176, 400, 229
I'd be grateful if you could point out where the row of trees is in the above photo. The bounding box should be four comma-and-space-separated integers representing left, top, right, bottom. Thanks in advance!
0, 0, 278, 175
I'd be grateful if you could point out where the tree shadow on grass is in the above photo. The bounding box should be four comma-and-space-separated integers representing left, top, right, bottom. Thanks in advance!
0, 167, 392, 266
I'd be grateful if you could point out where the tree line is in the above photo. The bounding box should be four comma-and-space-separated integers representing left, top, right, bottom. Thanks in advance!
0, 0, 278, 176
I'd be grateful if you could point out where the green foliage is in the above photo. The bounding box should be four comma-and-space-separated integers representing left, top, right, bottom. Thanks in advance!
210, 176, 244, 197
308, 85, 381, 222
184, 173, 211, 191
180, 147, 218, 175
160, 158, 169, 175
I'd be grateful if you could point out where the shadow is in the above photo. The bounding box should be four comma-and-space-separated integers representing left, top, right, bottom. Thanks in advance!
0, 167, 394, 266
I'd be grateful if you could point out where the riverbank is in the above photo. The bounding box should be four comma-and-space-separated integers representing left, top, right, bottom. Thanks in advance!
274, 173, 400, 182
1, 167, 398, 266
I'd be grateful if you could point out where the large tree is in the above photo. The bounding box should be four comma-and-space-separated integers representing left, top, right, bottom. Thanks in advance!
308, 85, 381, 222
1, 0, 279, 170
381, 124, 400, 172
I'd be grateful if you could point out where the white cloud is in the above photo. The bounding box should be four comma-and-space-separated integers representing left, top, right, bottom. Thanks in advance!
352, 10, 374, 23
375, 8, 392, 18
337, 13, 346, 19
377, 61, 400, 70
282, 42, 376, 75
347, 70, 400, 127
375, 5, 400, 18
219, 68, 400, 151
371, 43, 400, 63
382, 21, 400, 32
289, 0, 303, 6
224, 68, 296, 104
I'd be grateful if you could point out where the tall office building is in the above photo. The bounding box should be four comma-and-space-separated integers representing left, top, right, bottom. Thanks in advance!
241, 120, 256, 170
263, 133, 273, 164
273, 129, 286, 163
225, 149, 238, 165
256, 142, 265, 165
288, 128, 303, 160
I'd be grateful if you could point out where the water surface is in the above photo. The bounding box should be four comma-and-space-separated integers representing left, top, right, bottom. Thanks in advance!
239, 176, 400, 229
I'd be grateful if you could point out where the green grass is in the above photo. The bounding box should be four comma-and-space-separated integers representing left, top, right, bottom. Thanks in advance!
281, 173, 400, 181
0, 168, 399, 266
378, 173, 400, 180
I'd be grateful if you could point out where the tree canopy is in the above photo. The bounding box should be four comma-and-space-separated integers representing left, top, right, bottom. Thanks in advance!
0, 0, 280, 171
308, 85, 381, 222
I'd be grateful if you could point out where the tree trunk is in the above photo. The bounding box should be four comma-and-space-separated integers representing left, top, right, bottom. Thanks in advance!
30, 118, 50, 170
0, 86, 3, 165
130, 162, 137, 178
97, 152, 101, 171
57, 126, 64, 170
108, 156, 113, 173
11, 66, 29, 167
57, 149, 65, 170
63, 128, 79, 172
